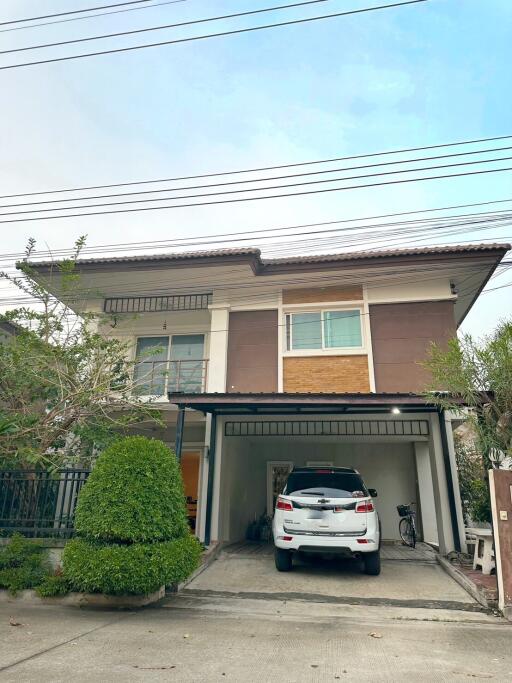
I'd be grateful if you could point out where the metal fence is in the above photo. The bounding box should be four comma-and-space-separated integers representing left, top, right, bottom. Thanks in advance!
0, 469, 90, 538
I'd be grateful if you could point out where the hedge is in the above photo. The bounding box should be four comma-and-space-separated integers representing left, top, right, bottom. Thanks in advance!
63, 535, 202, 595
74, 436, 189, 543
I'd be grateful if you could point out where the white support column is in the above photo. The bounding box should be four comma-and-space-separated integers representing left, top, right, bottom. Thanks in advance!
414, 442, 438, 546
362, 285, 376, 393
444, 411, 468, 553
207, 305, 230, 393
429, 414, 456, 555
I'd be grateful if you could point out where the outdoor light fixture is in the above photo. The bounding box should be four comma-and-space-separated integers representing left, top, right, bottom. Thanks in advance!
391, 407, 401, 414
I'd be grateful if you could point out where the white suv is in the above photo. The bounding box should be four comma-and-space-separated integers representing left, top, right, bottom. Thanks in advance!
272, 467, 381, 575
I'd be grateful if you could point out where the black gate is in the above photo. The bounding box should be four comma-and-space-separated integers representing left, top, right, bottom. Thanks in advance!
0, 469, 90, 538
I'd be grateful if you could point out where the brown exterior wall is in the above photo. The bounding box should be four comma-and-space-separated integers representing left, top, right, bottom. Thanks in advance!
226, 310, 278, 393
283, 355, 370, 393
282, 285, 363, 304
369, 300, 456, 393
489, 470, 512, 615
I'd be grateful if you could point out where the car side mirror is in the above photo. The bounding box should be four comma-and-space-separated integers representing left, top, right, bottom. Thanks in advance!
368, 488, 378, 498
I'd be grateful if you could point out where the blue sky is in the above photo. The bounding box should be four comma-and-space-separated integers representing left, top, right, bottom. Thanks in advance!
1, 0, 511, 337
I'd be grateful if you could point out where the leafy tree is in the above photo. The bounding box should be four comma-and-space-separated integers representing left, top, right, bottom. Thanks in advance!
0, 238, 162, 469
424, 320, 512, 469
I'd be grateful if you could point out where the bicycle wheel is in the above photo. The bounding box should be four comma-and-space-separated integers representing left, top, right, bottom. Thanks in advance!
399, 517, 415, 548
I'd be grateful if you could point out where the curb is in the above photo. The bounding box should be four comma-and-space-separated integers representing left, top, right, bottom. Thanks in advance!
436, 554, 495, 611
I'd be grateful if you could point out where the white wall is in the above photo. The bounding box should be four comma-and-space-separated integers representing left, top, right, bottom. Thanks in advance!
219, 439, 417, 542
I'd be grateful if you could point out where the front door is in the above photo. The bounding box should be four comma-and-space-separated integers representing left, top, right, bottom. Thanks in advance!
267, 462, 293, 516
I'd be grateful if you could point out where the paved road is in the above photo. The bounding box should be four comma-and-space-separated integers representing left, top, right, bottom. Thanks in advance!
0, 590, 511, 681
1, 550, 510, 681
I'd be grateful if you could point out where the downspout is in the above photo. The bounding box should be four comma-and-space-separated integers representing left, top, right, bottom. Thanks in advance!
438, 408, 461, 552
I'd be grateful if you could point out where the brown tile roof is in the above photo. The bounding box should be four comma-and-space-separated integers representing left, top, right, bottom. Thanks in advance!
260, 243, 511, 265
26, 242, 510, 269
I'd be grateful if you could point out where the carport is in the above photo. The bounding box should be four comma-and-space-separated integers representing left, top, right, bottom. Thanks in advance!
169, 393, 465, 556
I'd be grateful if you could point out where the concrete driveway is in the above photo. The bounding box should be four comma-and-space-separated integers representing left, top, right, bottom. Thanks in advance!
183, 542, 482, 612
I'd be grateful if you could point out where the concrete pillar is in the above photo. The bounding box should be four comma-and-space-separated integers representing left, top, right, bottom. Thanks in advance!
428, 414, 456, 555
207, 305, 230, 393
414, 442, 438, 546
444, 412, 467, 553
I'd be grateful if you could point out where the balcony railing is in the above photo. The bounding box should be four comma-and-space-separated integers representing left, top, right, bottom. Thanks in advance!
133, 359, 208, 396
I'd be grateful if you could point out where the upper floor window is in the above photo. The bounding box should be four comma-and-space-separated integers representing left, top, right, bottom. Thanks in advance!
133, 334, 206, 395
285, 309, 362, 351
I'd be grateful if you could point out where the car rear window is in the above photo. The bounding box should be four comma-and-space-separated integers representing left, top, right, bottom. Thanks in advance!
284, 471, 367, 498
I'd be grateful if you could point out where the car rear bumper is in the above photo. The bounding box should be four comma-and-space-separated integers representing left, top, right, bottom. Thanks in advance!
274, 532, 379, 554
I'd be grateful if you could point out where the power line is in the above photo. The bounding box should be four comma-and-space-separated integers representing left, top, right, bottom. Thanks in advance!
0, 0, 330, 54
2, 133, 510, 200
5, 145, 512, 211
1, 165, 511, 224
0, 1, 188, 34
0, 0, 429, 71
3, 154, 512, 218
0, 1, 153, 26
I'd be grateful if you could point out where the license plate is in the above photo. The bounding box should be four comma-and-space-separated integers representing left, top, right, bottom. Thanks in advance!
308, 510, 325, 520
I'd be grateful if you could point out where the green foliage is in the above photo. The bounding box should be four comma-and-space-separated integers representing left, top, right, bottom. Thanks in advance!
63, 536, 202, 595
455, 442, 492, 524
425, 320, 512, 466
0, 533, 49, 595
0, 238, 162, 469
75, 437, 189, 543
35, 573, 71, 598
468, 479, 492, 523
64, 436, 202, 595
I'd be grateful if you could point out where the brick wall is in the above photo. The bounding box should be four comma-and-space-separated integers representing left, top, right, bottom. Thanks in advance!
282, 285, 363, 304
283, 355, 370, 392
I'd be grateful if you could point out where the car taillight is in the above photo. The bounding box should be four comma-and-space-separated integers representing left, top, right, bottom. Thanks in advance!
355, 500, 375, 513
276, 497, 293, 511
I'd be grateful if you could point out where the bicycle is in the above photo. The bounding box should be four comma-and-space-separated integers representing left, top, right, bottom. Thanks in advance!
397, 503, 417, 548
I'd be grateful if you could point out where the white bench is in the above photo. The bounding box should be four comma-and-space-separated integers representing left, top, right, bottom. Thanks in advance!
467, 527, 495, 575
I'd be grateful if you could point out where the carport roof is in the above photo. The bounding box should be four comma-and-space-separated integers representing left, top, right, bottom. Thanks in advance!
167, 392, 449, 415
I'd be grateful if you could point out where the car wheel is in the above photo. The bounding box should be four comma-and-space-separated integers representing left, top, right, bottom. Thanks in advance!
363, 551, 381, 576
274, 548, 293, 572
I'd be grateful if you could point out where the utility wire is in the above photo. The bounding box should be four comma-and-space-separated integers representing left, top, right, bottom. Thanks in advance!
0, 135, 512, 199
1, 165, 511, 224
0, 200, 511, 266
0, 1, 153, 26
4, 145, 512, 210
0, 0, 429, 71
2, 154, 512, 216
0, 0, 330, 54
2, 134, 510, 200
0, 1, 188, 34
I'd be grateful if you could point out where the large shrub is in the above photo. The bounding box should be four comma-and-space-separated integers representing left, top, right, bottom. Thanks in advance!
63, 536, 201, 595
75, 436, 189, 542
63, 436, 201, 595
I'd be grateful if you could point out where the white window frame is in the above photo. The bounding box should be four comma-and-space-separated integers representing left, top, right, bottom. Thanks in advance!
133, 333, 207, 396
283, 306, 365, 357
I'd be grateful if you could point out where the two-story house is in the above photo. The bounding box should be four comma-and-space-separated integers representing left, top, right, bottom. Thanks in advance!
30, 242, 509, 555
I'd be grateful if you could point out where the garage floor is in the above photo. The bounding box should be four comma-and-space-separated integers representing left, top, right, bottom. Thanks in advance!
183, 542, 481, 612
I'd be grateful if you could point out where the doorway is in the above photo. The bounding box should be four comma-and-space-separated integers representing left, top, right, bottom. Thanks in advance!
181, 451, 201, 531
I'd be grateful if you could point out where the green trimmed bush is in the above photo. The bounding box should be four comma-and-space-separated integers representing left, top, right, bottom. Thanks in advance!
63, 536, 202, 595
75, 436, 189, 543
63, 436, 202, 595
0, 533, 50, 595
35, 573, 71, 598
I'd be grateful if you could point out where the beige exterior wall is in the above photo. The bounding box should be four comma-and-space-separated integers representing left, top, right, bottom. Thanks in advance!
283, 355, 370, 393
